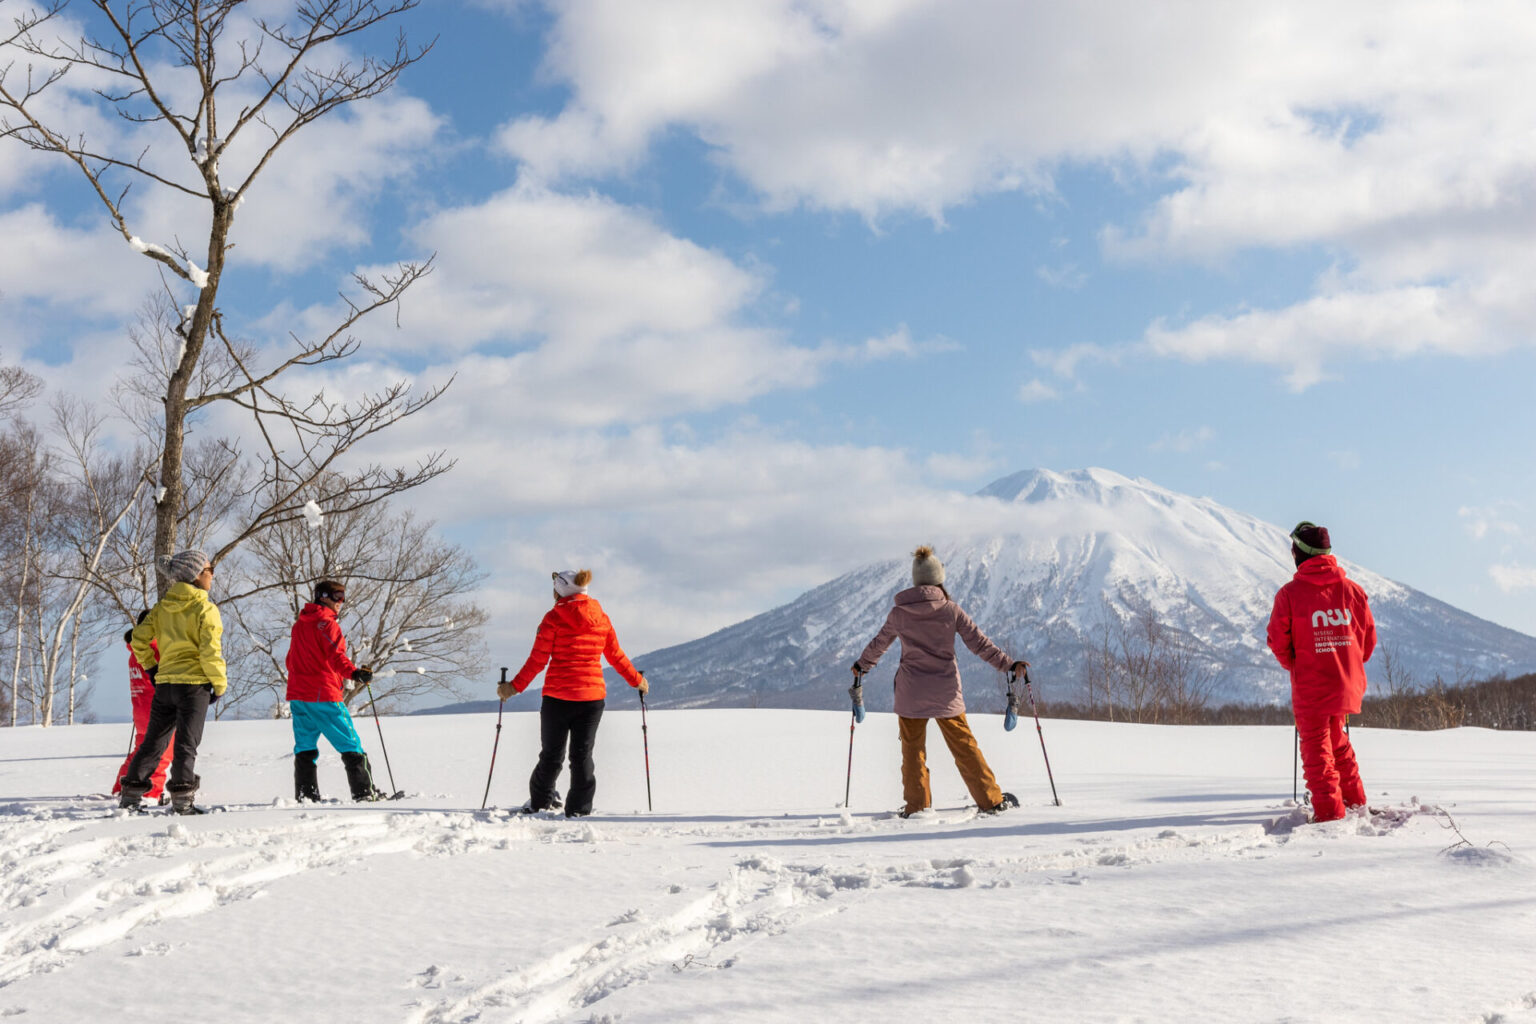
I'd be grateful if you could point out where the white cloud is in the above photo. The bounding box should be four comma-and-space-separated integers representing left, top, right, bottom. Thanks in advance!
491, 1, 1536, 380
1036, 263, 1087, 290
381, 420, 1041, 655
1149, 426, 1214, 454
0, 205, 165, 325
1490, 564, 1536, 594
1141, 281, 1516, 390
1029, 343, 1117, 380
307, 183, 934, 428
1460, 504, 1522, 542
225, 97, 443, 272
1017, 379, 1059, 404
3, 8, 443, 281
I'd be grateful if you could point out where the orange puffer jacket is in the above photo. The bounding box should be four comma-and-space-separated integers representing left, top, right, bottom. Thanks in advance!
509, 594, 643, 701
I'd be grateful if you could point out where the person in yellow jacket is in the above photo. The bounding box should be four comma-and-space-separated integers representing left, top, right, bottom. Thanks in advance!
119, 549, 227, 814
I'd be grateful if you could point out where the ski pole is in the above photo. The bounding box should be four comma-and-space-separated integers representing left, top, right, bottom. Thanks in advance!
846, 669, 865, 808
639, 683, 653, 812
481, 667, 508, 810
363, 677, 399, 795
1293, 727, 1299, 804
1017, 668, 1061, 806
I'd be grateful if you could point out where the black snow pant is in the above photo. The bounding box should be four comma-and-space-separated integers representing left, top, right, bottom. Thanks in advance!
124, 683, 211, 796
529, 695, 604, 815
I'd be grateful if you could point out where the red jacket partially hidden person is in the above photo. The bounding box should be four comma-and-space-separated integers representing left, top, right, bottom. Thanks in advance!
509, 592, 643, 700
113, 632, 172, 799
286, 603, 359, 703
1266, 552, 1376, 716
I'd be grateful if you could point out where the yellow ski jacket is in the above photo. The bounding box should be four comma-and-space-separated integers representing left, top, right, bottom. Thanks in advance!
131, 581, 227, 697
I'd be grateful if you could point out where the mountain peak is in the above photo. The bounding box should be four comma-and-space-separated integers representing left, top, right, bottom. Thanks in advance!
977, 467, 1144, 504
633, 469, 1536, 711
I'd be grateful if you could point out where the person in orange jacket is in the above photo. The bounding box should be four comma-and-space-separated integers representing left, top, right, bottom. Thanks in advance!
111, 611, 173, 802
499, 569, 648, 817
1266, 521, 1376, 822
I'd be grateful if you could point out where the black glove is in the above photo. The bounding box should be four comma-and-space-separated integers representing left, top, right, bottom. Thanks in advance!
146, 666, 157, 681
351, 667, 373, 684
201, 682, 220, 702
850, 662, 865, 677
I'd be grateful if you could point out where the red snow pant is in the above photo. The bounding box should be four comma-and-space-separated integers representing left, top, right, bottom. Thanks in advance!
112, 679, 174, 799
1296, 711, 1366, 822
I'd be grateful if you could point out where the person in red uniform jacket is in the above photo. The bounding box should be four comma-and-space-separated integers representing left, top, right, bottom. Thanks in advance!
112, 611, 173, 801
499, 569, 648, 817
285, 580, 382, 802
1266, 521, 1377, 822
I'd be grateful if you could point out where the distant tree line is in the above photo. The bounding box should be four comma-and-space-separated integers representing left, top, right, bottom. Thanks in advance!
1022, 605, 1536, 731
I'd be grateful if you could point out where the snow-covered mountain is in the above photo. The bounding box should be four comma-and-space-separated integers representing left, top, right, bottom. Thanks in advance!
630, 468, 1536, 711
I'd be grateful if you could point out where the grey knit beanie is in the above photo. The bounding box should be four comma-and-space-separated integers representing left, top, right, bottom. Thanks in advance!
912, 545, 945, 587
157, 549, 210, 583
552, 569, 592, 598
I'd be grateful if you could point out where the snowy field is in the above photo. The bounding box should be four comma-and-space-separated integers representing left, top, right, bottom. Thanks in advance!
3, 709, 1536, 1023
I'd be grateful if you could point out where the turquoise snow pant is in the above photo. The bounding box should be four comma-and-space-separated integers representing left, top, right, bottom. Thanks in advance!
290, 700, 366, 755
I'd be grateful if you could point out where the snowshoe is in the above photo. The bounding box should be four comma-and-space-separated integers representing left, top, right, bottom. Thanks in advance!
294, 749, 323, 802
519, 792, 563, 814
167, 777, 201, 815
979, 792, 1019, 815
342, 752, 389, 802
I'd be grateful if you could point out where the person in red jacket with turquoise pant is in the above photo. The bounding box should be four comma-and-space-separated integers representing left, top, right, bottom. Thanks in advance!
499, 569, 648, 817
286, 580, 384, 802
1266, 521, 1377, 822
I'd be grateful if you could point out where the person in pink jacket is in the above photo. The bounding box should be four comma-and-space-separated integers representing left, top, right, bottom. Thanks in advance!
853, 546, 1026, 817
1266, 521, 1377, 822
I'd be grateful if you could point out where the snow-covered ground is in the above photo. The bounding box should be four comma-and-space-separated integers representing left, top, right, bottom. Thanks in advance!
3, 710, 1535, 1023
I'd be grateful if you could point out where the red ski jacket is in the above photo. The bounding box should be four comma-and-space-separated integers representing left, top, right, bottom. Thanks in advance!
509, 594, 643, 701
128, 640, 157, 706
1266, 555, 1376, 716
286, 603, 358, 703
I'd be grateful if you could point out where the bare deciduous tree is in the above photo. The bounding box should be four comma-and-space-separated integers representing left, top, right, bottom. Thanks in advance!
22, 398, 151, 725
1082, 600, 1217, 724
220, 476, 486, 718
1, 424, 47, 726
0, 352, 42, 417
1, 1, 447, 593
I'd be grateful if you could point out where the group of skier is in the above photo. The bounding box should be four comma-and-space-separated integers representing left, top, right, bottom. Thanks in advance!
115, 555, 386, 813
114, 519, 1376, 823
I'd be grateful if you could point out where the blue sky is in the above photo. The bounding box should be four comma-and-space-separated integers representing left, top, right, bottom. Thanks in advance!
7, 1, 1536, 709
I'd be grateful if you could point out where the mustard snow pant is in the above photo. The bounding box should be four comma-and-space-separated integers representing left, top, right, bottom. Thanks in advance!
899, 714, 1003, 814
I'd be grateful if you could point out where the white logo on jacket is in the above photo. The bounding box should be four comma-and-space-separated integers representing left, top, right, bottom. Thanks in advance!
1311, 608, 1352, 628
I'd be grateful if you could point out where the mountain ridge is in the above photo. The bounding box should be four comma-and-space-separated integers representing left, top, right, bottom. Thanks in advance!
619, 469, 1536, 712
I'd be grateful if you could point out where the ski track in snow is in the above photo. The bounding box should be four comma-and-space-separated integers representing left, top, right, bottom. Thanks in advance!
0, 801, 544, 990
0, 795, 1447, 1016
401, 803, 1435, 1024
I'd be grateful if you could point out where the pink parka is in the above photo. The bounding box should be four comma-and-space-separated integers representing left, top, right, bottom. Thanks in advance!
855, 585, 1015, 718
